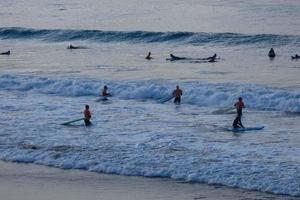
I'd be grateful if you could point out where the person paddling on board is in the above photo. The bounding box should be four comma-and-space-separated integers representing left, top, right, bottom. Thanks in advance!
291, 54, 300, 59
83, 105, 92, 126
101, 85, 110, 97
0, 50, 10, 55
145, 52, 153, 60
172, 85, 183, 105
233, 97, 245, 128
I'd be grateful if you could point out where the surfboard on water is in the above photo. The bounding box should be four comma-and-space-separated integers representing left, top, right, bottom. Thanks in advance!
96, 96, 109, 102
61, 118, 84, 125
158, 95, 174, 103
226, 126, 264, 132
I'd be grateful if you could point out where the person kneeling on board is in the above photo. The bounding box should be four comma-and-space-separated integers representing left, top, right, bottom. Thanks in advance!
84, 105, 92, 126
172, 85, 183, 105
233, 97, 245, 128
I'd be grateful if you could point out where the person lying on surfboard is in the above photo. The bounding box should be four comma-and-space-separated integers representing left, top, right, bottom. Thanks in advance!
83, 105, 92, 126
101, 85, 110, 97
233, 97, 245, 128
172, 85, 183, 105
0, 50, 10, 55
291, 54, 300, 59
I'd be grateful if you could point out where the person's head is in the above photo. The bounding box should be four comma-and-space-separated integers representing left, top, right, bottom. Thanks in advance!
170, 54, 173, 57
148, 52, 151, 55
104, 85, 108, 89
238, 97, 243, 101
85, 105, 89, 110
176, 85, 179, 89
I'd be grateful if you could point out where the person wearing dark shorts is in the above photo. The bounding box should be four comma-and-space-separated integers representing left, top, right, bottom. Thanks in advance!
83, 105, 92, 126
172, 85, 183, 105
233, 97, 245, 128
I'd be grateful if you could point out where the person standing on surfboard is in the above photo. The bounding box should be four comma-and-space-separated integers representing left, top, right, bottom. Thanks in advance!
233, 97, 245, 128
84, 105, 92, 126
172, 85, 183, 105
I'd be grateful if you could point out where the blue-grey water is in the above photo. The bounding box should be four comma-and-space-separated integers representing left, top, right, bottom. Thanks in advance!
0, 0, 299, 197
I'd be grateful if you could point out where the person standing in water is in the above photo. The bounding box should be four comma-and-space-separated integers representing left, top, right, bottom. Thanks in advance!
101, 85, 110, 97
172, 85, 183, 105
145, 52, 153, 60
83, 105, 92, 126
232, 97, 245, 128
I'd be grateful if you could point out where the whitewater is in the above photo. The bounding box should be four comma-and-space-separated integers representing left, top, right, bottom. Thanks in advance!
0, 0, 300, 197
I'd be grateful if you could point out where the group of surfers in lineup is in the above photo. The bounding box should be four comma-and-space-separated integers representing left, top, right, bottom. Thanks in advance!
1, 46, 299, 59
83, 85, 245, 129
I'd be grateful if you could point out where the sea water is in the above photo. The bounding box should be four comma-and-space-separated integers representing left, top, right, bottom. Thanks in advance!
0, 0, 299, 197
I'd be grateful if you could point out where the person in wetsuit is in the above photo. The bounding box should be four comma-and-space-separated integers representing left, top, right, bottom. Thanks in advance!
145, 52, 153, 60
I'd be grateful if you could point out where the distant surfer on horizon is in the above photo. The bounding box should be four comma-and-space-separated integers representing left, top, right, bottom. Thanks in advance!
101, 85, 110, 97
232, 97, 245, 128
0, 50, 10, 55
172, 85, 183, 105
291, 54, 300, 59
145, 52, 153, 60
68, 44, 79, 49
169, 54, 185, 60
83, 105, 92, 126
67, 44, 87, 49
205, 53, 217, 62
268, 48, 276, 58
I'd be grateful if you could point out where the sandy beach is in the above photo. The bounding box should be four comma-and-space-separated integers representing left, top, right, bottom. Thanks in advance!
0, 161, 297, 200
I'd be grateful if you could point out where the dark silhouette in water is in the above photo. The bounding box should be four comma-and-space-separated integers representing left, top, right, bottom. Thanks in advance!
291, 54, 300, 59
67, 44, 87, 49
0, 50, 10, 55
167, 53, 217, 62
145, 52, 153, 60
268, 48, 276, 58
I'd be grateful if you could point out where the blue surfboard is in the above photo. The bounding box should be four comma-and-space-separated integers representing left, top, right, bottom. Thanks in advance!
61, 118, 84, 125
158, 95, 174, 103
226, 126, 264, 132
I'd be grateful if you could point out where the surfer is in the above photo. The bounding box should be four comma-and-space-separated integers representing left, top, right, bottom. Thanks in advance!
233, 97, 245, 128
204, 53, 217, 60
67, 44, 87, 49
169, 54, 185, 60
268, 48, 276, 58
172, 85, 183, 105
83, 105, 92, 126
0, 50, 10, 55
291, 54, 300, 59
232, 116, 244, 128
101, 85, 110, 97
145, 52, 153, 60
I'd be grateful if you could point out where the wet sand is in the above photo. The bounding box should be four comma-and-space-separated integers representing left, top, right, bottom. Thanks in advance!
0, 161, 297, 200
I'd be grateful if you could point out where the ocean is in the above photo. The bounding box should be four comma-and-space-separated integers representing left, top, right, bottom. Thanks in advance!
0, 0, 299, 197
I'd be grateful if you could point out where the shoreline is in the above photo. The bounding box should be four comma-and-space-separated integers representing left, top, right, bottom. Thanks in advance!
0, 161, 297, 200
